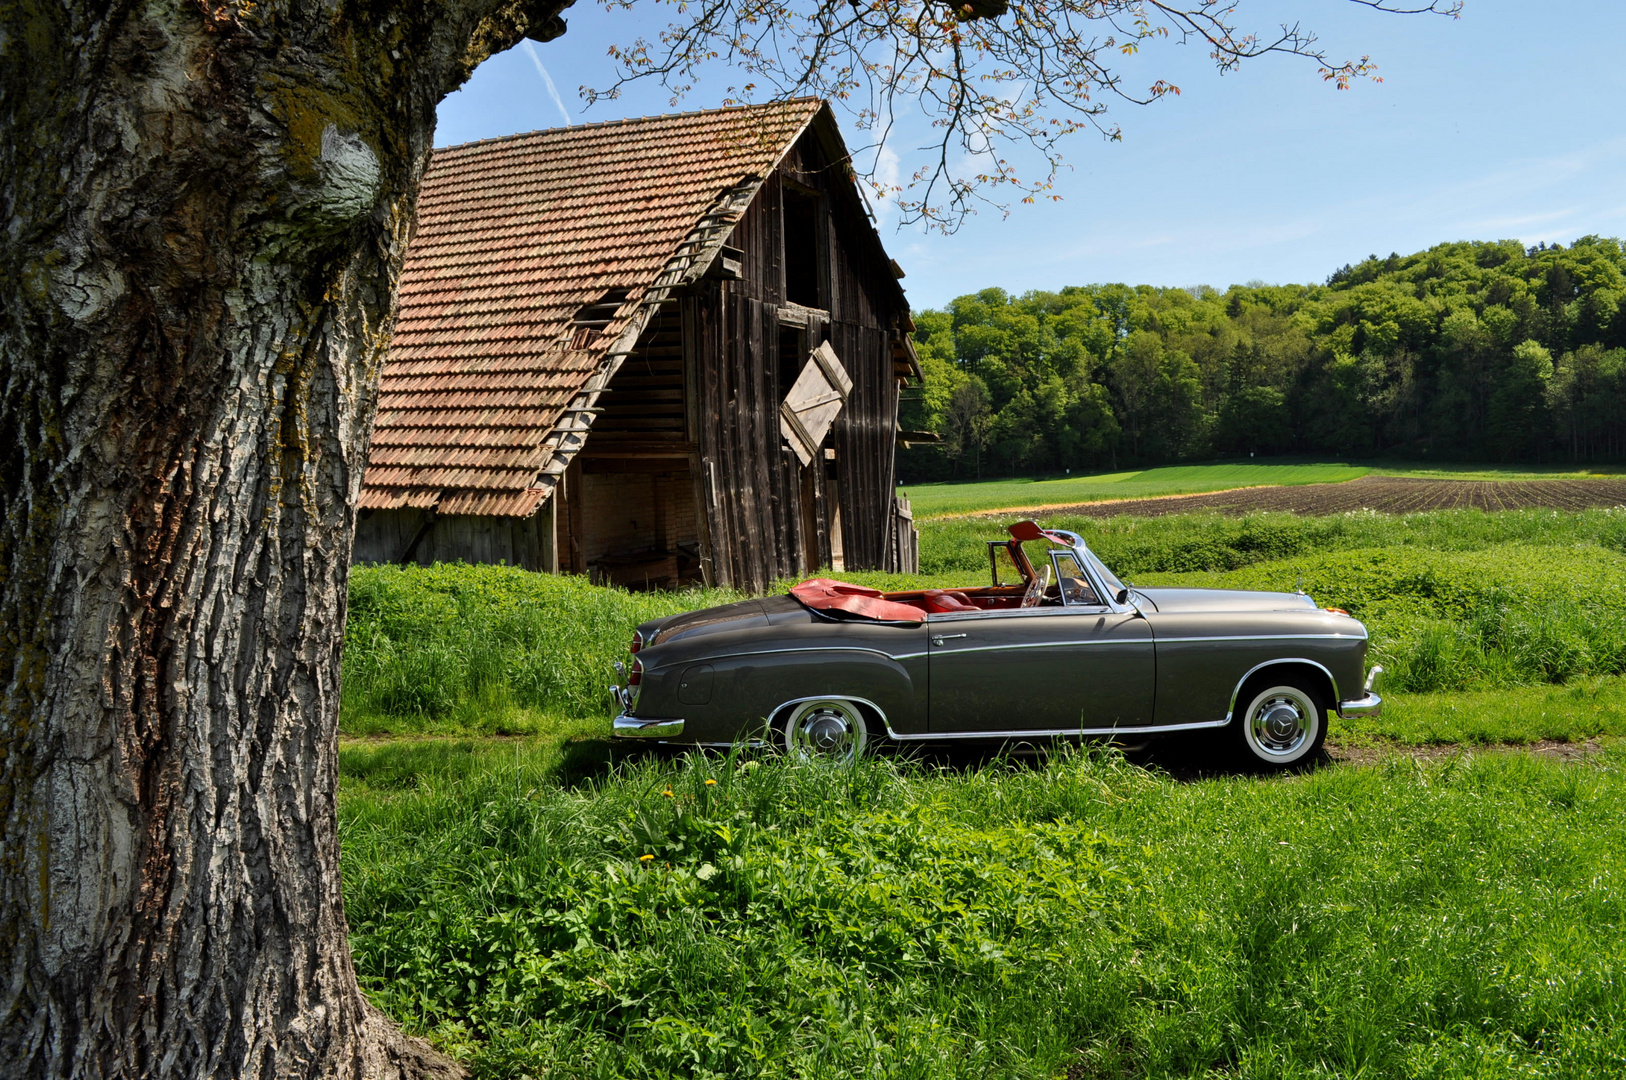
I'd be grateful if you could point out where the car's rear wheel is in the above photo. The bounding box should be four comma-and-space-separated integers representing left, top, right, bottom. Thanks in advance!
776, 698, 870, 761
1234, 680, 1326, 769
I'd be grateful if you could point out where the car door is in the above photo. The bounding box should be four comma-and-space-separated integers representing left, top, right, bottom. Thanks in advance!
927, 604, 1156, 734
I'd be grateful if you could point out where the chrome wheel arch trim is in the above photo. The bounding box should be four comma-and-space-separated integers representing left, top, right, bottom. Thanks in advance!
1224, 657, 1338, 726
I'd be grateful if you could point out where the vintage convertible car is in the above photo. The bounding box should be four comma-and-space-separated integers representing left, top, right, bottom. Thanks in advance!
610, 521, 1381, 769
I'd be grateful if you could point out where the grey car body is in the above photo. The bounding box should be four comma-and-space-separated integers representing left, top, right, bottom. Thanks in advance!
611, 524, 1381, 765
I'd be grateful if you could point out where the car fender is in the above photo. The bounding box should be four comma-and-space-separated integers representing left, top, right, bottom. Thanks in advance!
639, 644, 925, 742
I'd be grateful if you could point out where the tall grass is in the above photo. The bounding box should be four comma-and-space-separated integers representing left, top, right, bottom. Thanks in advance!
341, 564, 741, 735
918, 506, 1626, 577
1138, 543, 1626, 693
341, 743, 1626, 1079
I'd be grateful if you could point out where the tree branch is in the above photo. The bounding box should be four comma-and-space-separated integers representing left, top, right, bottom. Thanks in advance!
588, 0, 1460, 232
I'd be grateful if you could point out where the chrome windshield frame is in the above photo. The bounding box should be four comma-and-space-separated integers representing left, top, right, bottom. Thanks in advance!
1038, 528, 1137, 615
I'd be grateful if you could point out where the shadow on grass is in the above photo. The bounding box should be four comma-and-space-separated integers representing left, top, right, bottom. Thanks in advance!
601, 726, 1333, 784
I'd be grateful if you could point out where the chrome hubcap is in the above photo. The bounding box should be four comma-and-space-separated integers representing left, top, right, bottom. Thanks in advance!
1245, 687, 1316, 759
785, 700, 866, 760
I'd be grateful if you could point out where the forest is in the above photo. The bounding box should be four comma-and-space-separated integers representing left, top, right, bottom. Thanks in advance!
898, 237, 1626, 480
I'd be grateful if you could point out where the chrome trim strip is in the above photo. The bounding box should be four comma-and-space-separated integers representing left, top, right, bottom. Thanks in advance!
761, 694, 1232, 743
767, 692, 1222, 741
888, 717, 1232, 741
1337, 692, 1382, 719
1155, 633, 1366, 643
672, 644, 931, 667
612, 715, 686, 738
1224, 657, 1341, 725
930, 637, 1153, 656
926, 606, 1106, 622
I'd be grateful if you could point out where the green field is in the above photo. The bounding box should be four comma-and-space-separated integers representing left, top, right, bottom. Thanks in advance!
898, 462, 1370, 517
341, 741, 1626, 1078
898, 460, 1623, 518
339, 503, 1626, 1077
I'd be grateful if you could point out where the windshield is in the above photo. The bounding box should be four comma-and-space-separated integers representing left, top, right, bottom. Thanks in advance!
1084, 548, 1127, 598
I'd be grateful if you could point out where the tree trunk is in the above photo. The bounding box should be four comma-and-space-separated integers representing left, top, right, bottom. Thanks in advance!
0, 2, 567, 1076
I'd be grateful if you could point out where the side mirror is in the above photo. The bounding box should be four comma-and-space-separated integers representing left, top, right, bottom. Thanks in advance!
1115, 587, 1131, 605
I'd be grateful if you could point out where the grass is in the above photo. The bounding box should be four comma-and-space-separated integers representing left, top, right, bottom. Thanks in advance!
341, 563, 744, 736
1359, 460, 1626, 481
1134, 543, 1626, 693
340, 741, 1626, 1078
915, 505, 1626, 577
897, 462, 1371, 518
1332, 676, 1626, 747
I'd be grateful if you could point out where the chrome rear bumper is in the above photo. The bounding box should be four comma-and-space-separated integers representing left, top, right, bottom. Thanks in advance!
613, 715, 685, 739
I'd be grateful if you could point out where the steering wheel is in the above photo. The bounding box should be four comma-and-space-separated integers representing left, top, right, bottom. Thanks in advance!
1020, 564, 1052, 608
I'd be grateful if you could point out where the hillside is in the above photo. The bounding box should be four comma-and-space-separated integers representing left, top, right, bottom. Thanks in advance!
901, 237, 1626, 480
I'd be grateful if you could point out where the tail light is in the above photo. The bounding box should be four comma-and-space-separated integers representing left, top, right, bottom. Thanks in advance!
628, 657, 643, 687
629, 631, 644, 654
1325, 607, 1350, 616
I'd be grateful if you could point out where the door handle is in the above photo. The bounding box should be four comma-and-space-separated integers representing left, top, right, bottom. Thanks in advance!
931, 633, 967, 646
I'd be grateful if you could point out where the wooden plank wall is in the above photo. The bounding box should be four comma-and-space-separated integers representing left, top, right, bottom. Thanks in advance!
681, 124, 908, 588
352, 507, 554, 571
592, 303, 689, 451
680, 122, 910, 589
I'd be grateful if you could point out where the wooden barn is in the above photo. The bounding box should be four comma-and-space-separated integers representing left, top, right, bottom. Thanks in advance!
354, 99, 922, 591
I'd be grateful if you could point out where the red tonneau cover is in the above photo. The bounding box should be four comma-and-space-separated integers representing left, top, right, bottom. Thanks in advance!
789, 578, 928, 623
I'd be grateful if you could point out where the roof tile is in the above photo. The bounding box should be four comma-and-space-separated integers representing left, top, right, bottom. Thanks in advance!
359, 100, 821, 516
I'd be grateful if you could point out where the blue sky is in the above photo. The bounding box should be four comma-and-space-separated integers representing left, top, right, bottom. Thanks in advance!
436, 0, 1626, 309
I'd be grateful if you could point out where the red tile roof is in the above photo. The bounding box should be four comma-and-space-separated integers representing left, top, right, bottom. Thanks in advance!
361, 99, 825, 518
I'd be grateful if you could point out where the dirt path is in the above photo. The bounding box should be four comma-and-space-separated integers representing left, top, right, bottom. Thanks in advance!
1326, 737, 1609, 767
964, 475, 1626, 519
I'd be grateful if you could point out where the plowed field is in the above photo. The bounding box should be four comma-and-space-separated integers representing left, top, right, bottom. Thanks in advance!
1033, 475, 1626, 518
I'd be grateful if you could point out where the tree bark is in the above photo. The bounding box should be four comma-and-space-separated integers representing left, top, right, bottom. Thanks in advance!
0, 2, 567, 1076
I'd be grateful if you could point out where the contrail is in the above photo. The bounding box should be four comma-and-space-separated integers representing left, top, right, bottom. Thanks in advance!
524, 40, 572, 127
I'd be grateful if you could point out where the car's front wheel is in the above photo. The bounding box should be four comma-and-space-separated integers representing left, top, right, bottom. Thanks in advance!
775, 698, 870, 761
1234, 681, 1326, 769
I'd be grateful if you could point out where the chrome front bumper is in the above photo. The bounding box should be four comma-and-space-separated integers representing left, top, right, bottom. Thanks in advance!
1337, 692, 1382, 719
613, 715, 686, 739
1337, 665, 1383, 719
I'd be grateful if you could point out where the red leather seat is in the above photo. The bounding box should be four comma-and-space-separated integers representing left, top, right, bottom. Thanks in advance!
920, 589, 980, 613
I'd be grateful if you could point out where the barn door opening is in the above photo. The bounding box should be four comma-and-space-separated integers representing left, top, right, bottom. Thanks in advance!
782, 187, 824, 309
826, 448, 844, 572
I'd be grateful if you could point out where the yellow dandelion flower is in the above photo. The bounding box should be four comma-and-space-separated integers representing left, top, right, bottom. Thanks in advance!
705, 779, 717, 786
661, 789, 675, 798
639, 854, 654, 862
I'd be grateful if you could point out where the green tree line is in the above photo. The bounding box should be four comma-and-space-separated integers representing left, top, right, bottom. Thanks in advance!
899, 237, 1626, 479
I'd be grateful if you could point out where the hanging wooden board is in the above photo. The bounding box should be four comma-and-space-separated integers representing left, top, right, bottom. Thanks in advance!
779, 341, 852, 466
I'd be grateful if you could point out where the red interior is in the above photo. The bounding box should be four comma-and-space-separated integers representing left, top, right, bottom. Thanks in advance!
881, 586, 1026, 613
792, 517, 1053, 619
790, 579, 1028, 620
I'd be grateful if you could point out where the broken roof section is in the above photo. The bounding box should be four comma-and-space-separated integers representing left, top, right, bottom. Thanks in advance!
361, 98, 848, 519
